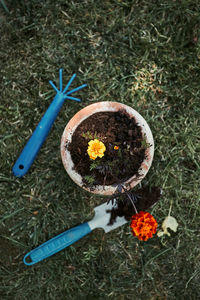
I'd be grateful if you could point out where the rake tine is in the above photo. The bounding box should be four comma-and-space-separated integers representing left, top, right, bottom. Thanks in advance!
66, 84, 87, 96
59, 68, 63, 91
49, 80, 59, 93
63, 73, 76, 94
64, 95, 81, 102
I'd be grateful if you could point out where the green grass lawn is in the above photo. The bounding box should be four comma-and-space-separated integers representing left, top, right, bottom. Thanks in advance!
0, 0, 200, 299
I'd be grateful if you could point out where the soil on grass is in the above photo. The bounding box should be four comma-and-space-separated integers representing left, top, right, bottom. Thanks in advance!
67, 110, 148, 186
107, 186, 162, 224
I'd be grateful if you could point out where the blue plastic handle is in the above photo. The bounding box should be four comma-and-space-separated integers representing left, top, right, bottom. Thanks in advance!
12, 69, 87, 177
13, 92, 65, 177
23, 222, 91, 265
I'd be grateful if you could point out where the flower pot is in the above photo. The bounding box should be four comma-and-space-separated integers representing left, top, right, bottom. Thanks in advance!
61, 101, 154, 195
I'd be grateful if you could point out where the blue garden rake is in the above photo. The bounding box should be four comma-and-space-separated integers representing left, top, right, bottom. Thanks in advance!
12, 69, 87, 177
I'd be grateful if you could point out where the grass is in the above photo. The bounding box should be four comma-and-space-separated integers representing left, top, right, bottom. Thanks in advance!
0, 0, 200, 299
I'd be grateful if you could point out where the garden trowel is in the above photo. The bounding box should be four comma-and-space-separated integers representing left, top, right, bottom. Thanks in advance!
23, 200, 127, 266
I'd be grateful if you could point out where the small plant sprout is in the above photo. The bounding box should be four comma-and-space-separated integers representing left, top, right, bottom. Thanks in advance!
87, 139, 106, 160
84, 175, 95, 185
81, 131, 99, 140
89, 161, 99, 171
141, 134, 151, 149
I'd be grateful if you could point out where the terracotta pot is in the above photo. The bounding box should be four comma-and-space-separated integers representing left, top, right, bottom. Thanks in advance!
61, 101, 154, 195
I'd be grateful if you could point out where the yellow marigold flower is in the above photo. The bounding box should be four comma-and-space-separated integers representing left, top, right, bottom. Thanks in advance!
114, 146, 119, 150
87, 139, 106, 160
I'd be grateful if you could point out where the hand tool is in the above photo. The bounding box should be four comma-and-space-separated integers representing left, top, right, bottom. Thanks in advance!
23, 200, 127, 265
13, 69, 87, 177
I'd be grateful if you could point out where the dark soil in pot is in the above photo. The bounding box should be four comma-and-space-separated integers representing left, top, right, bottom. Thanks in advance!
67, 110, 148, 187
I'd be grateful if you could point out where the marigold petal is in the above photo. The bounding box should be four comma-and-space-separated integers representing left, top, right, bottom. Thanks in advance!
87, 139, 106, 160
130, 211, 157, 241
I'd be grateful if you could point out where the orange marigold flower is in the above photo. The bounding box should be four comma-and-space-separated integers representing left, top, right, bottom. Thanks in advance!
87, 139, 106, 160
114, 146, 119, 150
130, 211, 157, 241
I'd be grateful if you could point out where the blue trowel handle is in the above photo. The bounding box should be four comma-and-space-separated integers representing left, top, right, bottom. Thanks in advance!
23, 222, 91, 265
12, 92, 65, 177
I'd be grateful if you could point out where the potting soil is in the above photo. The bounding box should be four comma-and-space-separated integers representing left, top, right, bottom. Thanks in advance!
67, 110, 148, 186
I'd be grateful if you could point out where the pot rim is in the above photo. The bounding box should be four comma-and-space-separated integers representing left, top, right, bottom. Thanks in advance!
60, 101, 154, 195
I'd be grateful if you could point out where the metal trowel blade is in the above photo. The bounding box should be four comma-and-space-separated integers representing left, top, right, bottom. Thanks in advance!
88, 200, 128, 233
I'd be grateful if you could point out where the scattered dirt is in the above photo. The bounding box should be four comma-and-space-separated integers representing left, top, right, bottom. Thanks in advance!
107, 186, 162, 224
67, 110, 147, 186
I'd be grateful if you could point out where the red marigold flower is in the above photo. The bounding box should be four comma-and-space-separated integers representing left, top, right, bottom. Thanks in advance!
130, 211, 157, 241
